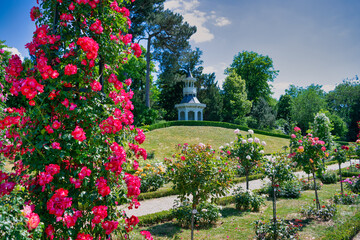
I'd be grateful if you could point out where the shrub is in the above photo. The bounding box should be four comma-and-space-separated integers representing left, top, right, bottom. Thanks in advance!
332, 192, 358, 205
234, 187, 265, 212
261, 180, 301, 199
343, 176, 360, 194
254, 218, 300, 240
301, 202, 337, 221
172, 201, 221, 228
319, 170, 338, 184
299, 178, 323, 190
135, 163, 167, 193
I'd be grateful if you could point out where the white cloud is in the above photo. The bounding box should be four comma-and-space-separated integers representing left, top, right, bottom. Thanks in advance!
215, 17, 231, 27
3, 47, 24, 61
164, 0, 231, 43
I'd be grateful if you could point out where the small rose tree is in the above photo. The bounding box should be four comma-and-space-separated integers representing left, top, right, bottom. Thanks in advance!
224, 129, 265, 190
333, 145, 349, 195
0, 0, 149, 239
290, 127, 327, 210
261, 153, 294, 226
165, 143, 233, 240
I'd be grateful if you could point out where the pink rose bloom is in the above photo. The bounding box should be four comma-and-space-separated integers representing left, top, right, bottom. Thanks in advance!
64, 64, 77, 75
294, 126, 301, 132
72, 126, 86, 141
291, 134, 296, 138
51, 142, 61, 150
27, 212, 40, 230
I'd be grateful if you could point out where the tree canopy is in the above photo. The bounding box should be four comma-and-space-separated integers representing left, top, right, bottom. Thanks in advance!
226, 51, 278, 103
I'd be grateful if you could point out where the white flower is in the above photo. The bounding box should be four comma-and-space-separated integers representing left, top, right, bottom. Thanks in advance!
248, 129, 254, 135
246, 155, 251, 160
225, 143, 230, 146
248, 138, 253, 143
199, 143, 205, 148
254, 137, 260, 143
192, 209, 198, 214
201, 209, 208, 212
242, 139, 247, 144
218, 206, 222, 210
218, 213, 222, 217
234, 129, 240, 134
259, 150, 265, 154
219, 146, 224, 149
261, 141, 266, 146
230, 142, 233, 145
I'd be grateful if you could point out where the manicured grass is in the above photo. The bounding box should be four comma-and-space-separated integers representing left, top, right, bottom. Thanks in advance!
142, 126, 290, 163
128, 183, 360, 240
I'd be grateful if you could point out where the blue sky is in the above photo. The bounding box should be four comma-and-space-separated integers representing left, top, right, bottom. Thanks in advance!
1, 0, 360, 99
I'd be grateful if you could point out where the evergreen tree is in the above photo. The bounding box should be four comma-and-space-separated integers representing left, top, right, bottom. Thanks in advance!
222, 70, 252, 123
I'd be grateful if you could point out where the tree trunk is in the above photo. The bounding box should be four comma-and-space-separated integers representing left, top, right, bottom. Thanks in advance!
191, 198, 198, 240
273, 184, 277, 240
339, 162, 344, 196
312, 169, 320, 210
245, 170, 249, 190
145, 36, 152, 108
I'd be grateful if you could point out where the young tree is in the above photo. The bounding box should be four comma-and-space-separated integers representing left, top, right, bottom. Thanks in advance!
165, 143, 233, 240
250, 97, 277, 130
290, 127, 327, 210
226, 51, 278, 103
261, 153, 294, 239
222, 70, 252, 123
0, 1, 150, 239
225, 129, 266, 190
333, 146, 349, 196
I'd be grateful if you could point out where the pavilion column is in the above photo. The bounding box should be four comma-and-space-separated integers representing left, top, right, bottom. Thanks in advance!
185, 109, 188, 121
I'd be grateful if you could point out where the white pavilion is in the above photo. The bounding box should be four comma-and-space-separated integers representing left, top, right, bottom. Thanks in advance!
175, 73, 206, 121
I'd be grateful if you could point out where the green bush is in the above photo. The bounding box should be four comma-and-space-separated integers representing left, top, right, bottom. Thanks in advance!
234, 187, 265, 212
254, 218, 300, 240
135, 163, 167, 193
333, 192, 358, 205
172, 201, 221, 228
261, 180, 301, 199
301, 203, 337, 221
299, 178, 323, 190
319, 170, 338, 184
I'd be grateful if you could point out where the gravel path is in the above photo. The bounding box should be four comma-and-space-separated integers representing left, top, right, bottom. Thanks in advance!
124, 161, 354, 217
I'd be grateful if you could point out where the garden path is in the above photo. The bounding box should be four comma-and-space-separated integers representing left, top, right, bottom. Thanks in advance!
124, 161, 354, 217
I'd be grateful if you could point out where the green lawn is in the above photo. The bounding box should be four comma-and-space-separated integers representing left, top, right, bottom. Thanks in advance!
128, 183, 359, 240
141, 126, 290, 163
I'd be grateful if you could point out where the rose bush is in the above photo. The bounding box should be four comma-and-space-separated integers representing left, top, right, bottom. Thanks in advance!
0, 0, 150, 239
290, 127, 328, 209
224, 129, 265, 190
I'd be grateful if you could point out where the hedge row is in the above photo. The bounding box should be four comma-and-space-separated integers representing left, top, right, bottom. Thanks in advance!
322, 211, 360, 240
145, 120, 351, 145
138, 188, 178, 201
138, 210, 174, 226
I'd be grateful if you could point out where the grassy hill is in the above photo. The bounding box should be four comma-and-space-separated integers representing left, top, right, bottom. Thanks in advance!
141, 126, 290, 162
